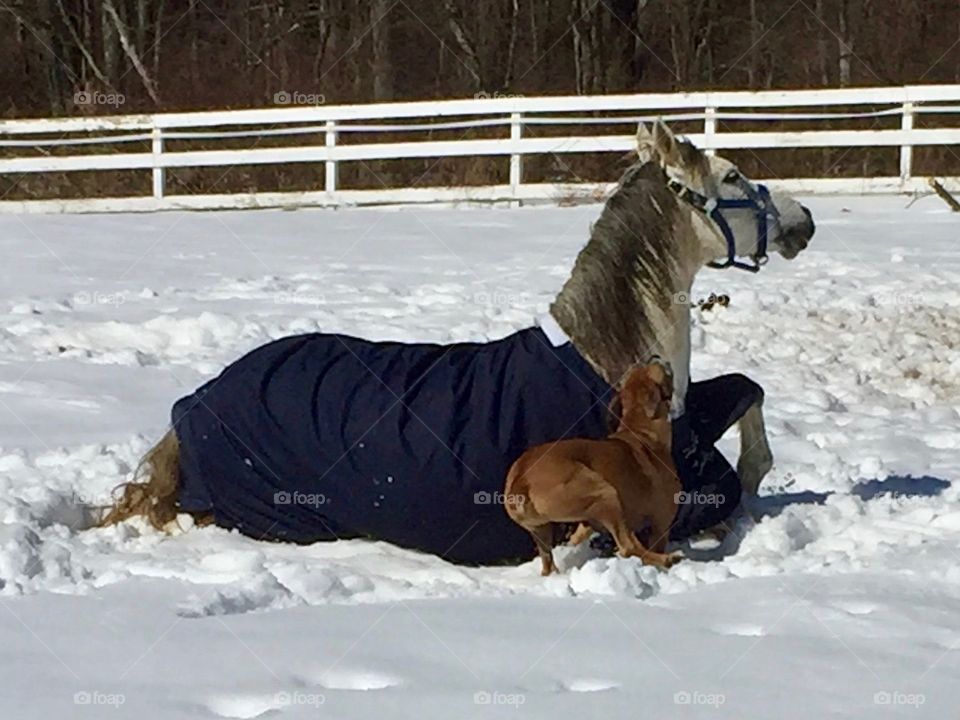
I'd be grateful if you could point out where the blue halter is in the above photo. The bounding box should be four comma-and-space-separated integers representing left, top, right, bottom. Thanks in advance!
669, 177, 779, 273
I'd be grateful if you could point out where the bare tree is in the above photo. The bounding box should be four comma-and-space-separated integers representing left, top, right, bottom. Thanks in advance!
837, 0, 853, 86
1, 0, 959, 118
370, 0, 394, 100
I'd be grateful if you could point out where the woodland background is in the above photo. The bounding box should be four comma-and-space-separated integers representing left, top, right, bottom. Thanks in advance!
2, 1, 959, 199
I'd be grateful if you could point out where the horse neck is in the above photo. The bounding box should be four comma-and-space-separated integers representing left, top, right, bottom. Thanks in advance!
549, 201, 702, 387
688, 206, 732, 267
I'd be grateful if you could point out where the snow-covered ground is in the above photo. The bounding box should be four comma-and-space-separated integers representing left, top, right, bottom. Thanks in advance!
0, 196, 958, 718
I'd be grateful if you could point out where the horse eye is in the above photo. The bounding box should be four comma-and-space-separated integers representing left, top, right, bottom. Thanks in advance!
723, 170, 740, 184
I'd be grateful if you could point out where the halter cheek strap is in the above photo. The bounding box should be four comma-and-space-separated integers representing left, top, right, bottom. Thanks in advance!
669, 178, 779, 273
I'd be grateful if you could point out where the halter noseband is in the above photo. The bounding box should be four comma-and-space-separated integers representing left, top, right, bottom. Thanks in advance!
668, 177, 779, 273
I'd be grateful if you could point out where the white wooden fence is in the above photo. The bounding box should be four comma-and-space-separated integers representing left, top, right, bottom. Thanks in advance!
1, 84, 959, 213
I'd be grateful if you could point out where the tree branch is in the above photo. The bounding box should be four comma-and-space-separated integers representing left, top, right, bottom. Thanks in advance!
103, 0, 161, 104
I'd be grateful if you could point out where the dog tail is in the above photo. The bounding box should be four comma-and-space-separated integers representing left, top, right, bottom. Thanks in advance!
503, 464, 530, 522
504, 491, 528, 522
99, 430, 181, 530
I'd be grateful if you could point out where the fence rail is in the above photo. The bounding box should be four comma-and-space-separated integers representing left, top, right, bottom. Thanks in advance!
2, 84, 960, 213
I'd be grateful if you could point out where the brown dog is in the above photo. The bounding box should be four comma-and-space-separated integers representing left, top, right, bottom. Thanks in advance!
504, 362, 682, 575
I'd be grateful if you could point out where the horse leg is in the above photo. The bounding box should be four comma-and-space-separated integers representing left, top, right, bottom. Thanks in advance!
683, 373, 771, 496
736, 398, 773, 497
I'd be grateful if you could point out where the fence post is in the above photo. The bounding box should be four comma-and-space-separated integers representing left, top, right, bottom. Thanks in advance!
704, 105, 717, 156
509, 112, 522, 206
900, 101, 914, 189
151, 125, 164, 202
325, 120, 338, 201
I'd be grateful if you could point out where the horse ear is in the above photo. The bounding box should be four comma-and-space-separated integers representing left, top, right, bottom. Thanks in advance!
636, 122, 655, 162
637, 120, 681, 167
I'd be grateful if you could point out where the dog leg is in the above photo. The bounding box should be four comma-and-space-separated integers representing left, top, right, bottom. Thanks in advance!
568, 522, 594, 546
526, 524, 556, 576
737, 400, 774, 496
592, 502, 679, 569
647, 510, 677, 556
607, 518, 680, 569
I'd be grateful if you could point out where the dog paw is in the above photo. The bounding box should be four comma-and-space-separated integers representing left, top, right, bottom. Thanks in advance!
635, 551, 682, 569
663, 552, 684, 569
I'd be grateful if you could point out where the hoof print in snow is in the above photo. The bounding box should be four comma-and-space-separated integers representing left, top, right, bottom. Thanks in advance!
312, 669, 401, 691
205, 693, 285, 719
561, 678, 620, 693
711, 623, 766, 637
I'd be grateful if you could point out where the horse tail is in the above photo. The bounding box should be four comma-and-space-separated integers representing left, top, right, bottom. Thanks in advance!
99, 430, 181, 530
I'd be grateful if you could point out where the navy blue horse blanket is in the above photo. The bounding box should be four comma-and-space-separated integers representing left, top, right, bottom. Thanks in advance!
172, 327, 743, 564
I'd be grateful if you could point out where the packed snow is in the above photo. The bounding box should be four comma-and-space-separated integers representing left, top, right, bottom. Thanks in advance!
0, 196, 958, 718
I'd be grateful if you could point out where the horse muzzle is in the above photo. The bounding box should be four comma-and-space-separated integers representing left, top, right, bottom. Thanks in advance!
777, 205, 815, 259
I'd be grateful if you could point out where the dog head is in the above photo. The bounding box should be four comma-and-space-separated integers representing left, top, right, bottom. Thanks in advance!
619, 361, 674, 426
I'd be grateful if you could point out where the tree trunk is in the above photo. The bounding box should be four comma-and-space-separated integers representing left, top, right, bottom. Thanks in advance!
816, 0, 830, 85
748, 0, 759, 86
152, 0, 167, 83
370, 0, 393, 101
838, 0, 853, 86
502, 0, 520, 90
188, 0, 200, 92
443, 0, 483, 91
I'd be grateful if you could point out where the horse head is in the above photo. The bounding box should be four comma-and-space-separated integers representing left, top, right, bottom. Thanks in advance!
636, 120, 815, 270
550, 123, 816, 414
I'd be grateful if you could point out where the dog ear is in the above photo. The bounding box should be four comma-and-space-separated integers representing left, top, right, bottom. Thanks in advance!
619, 371, 659, 421
607, 392, 623, 433
642, 382, 664, 419
655, 362, 674, 400
641, 366, 673, 420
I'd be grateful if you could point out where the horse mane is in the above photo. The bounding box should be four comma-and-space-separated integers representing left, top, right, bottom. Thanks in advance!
550, 161, 693, 385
